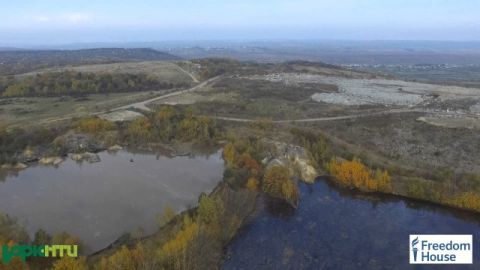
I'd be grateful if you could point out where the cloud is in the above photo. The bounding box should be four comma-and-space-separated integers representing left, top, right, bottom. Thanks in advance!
33, 15, 52, 23
62, 13, 92, 24
29, 13, 92, 25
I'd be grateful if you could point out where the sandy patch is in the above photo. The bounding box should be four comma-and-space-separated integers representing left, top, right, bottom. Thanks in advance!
99, 110, 144, 122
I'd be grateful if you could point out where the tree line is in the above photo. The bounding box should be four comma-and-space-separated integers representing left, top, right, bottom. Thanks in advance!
0, 71, 187, 97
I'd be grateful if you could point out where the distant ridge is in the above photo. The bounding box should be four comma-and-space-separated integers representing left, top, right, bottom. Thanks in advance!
0, 48, 181, 75
0, 47, 24, 51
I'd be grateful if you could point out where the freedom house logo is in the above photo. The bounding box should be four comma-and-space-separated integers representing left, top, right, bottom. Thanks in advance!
1, 245, 78, 264
409, 235, 472, 264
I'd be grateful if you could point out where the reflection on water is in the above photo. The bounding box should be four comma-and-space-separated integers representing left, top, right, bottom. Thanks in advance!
0, 150, 224, 252
223, 178, 480, 270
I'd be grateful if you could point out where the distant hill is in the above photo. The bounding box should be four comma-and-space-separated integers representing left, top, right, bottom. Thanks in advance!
0, 47, 24, 51
0, 48, 181, 75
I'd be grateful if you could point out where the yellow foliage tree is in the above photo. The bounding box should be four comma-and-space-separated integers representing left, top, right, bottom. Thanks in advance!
326, 158, 391, 192
246, 177, 259, 191
154, 106, 176, 124
158, 217, 199, 270
450, 192, 480, 212
52, 257, 88, 270
222, 143, 236, 167
198, 195, 224, 228
156, 205, 176, 227
75, 118, 115, 135
127, 117, 152, 142
95, 243, 147, 270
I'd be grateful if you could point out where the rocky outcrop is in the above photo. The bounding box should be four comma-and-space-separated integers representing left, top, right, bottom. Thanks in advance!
38, 157, 63, 166
70, 152, 101, 163
54, 133, 106, 153
1, 162, 28, 170
108, 145, 123, 151
262, 140, 318, 183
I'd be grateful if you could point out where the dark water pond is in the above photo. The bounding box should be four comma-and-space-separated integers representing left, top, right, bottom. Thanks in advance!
0, 150, 223, 252
223, 178, 480, 270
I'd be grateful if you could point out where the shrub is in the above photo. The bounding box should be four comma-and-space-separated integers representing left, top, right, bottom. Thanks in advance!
127, 106, 221, 144
75, 118, 115, 134
450, 192, 480, 212
156, 205, 176, 227
52, 257, 88, 270
246, 177, 259, 191
290, 128, 330, 167
263, 165, 299, 207
95, 243, 149, 270
127, 117, 153, 143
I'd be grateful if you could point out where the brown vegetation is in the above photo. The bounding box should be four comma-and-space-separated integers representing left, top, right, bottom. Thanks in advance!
75, 118, 116, 135
126, 106, 221, 145
263, 165, 300, 207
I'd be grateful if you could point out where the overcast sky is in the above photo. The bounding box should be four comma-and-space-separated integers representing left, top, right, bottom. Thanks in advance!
1, 0, 479, 45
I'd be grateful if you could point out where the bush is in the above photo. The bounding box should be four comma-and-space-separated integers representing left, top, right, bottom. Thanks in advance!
222, 136, 265, 188
127, 118, 153, 143
75, 118, 115, 135
450, 192, 480, 212
290, 128, 330, 168
126, 106, 221, 144
263, 165, 299, 207
246, 177, 259, 191
95, 244, 148, 270
52, 257, 88, 270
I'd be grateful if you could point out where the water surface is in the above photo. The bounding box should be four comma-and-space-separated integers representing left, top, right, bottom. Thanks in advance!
223, 179, 480, 270
0, 150, 223, 252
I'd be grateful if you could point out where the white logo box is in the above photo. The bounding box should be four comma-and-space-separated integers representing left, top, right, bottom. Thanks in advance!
410, 235, 473, 264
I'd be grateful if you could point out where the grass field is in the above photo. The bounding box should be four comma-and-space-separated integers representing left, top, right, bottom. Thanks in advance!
17, 61, 196, 86
0, 91, 166, 128
0, 61, 199, 128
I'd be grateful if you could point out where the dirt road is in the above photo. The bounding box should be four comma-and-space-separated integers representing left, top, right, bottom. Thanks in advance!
172, 63, 199, 83
210, 108, 426, 123
110, 76, 221, 112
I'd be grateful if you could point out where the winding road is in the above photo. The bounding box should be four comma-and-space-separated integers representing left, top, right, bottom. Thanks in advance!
110, 75, 221, 112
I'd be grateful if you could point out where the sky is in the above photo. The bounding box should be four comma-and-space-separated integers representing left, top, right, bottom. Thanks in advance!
0, 0, 479, 45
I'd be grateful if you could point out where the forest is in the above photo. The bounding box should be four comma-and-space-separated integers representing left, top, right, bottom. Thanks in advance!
0, 71, 187, 97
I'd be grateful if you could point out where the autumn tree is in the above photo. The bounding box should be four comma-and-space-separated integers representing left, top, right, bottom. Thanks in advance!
52, 257, 88, 270
291, 128, 330, 167
222, 143, 236, 167
51, 231, 85, 254
246, 177, 259, 191
75, 118, 115, 135
157, 215, 199, 270
235, 153, 262, 178
326, 158, 391, 192
127, 117, 152, 143
156, 205, 176, 227
198, 194, 224, 228
263, 165, 299, 207
33, 229, 51, 245
95, 243, 149, 270
450, 192, 480, 212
